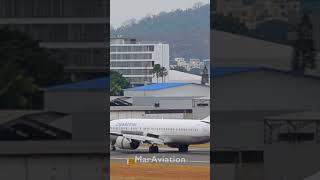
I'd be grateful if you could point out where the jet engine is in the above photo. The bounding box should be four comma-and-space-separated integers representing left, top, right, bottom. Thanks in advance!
114, 136, 140, 150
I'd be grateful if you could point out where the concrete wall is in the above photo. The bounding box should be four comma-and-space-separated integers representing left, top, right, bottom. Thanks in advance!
212, 110, 290, 150
213, 71, 320, 110
212, 70, 320, 180
211, 30, 292, 70
0, 155, 107, 180
192, 106, 210, 119
44, 91, 106, 113
72, 112, 107, 141
125, 84, 209, 97
44, 91, 107, 141
110, 110, 145, 120
110, 110, 191, 120
212, 163, 264, 180
265, 144, 320, 180
132, 96, 195, 109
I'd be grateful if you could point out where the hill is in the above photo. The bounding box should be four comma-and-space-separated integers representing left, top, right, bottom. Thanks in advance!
111, 4, 210, 60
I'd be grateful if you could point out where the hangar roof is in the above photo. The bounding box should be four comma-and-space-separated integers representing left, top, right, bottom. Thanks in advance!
44, 67, 320, 92
126, 82, 191, 91
265, 111, 320, 121
211, 67, 258, 78
45, 77, 109, 91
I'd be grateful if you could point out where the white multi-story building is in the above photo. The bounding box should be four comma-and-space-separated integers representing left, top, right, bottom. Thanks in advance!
110, 38, 169, 85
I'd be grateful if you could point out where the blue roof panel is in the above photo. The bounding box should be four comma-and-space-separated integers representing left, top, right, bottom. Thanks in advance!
127, 82, 191, 91
45, 77, 109, 91
211, 67, 259, 78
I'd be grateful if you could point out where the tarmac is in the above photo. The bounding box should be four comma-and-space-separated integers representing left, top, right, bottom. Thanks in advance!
110, 146, 210, 166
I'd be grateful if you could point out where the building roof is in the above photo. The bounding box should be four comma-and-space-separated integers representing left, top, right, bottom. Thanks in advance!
211, 67, 258, 78
44, 67, 320, 92
166, 70, 202, 83
265, 111, 320, 121
211, 67, 320, 80
0, 111, 70, 141
110, 96, 132, 106
213, 30, 292, 60
126, 82, 192, 91
45, 77, 109, 91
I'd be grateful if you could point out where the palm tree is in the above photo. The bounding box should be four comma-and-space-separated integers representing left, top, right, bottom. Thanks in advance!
160, 67, 168, 83
291, 14, 316, 74
152, 64, 161, 83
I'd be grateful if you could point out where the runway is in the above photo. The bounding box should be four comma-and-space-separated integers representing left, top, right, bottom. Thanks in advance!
110, 146, 210, 166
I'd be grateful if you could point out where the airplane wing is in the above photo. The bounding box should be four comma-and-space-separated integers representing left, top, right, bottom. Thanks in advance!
123, 134, 165, 145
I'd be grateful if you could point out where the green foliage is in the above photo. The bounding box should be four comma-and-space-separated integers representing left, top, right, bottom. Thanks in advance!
159, 67, 168, 83
110, 70, 130, 96
0, 27, 65, 109
212, 14, 249, 35
0, 63, 38, 109
152, 64, 168, 83
112, 4, 294, 59
112, 4, 210, 60
172, 66, 187, 72
291, 14, 316, 74
152, 64, 161, 83
0, 27, 65, 87
189, 68, 201, 75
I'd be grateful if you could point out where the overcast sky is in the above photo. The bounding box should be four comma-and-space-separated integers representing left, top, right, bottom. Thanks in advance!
111, 0, 210, 28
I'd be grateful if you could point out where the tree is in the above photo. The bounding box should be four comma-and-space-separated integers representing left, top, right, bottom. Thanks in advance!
201, 66, 209, 85
291, 14, 316, 74
0, 27, 65, 86
0, 63, 38, 109
110, 70, 130, 96
159, 67, 168, 83
172, 66, 187, 72
152, 64, 161, 83
0, 27, 65, 109
189, 67, 201, 75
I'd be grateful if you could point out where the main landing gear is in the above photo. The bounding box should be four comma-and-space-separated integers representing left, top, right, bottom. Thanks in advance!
178, 145, 189, 152
149, 145, 159, 153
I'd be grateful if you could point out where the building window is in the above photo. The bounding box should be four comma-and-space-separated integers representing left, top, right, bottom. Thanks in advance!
110, 61, 154, 67
110, 53, 152, 60
115, 69, 153, 76
110, 45, 155, 52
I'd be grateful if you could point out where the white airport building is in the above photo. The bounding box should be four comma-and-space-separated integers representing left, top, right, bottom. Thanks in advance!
110, 38, 169, 85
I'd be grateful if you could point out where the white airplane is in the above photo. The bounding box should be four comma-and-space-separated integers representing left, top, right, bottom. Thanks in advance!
110, 116, 210, 153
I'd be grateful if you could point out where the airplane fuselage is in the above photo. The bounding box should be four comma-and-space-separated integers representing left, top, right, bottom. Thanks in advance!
110, 118, 210, 146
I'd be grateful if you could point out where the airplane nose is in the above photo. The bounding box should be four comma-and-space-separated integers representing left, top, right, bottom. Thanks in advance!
202, 124, 210, 135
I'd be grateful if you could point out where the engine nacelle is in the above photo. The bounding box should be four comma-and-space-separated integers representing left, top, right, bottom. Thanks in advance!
115, 136, 140, 150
